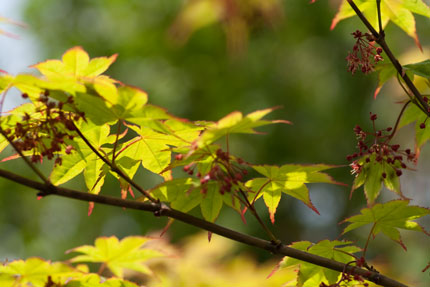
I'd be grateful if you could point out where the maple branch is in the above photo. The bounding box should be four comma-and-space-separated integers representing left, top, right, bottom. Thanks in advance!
0, 168, 408, 287
347, 0, 429, 117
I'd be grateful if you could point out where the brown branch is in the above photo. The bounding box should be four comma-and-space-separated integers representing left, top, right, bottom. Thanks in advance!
0, 168, 408, 287
346, 0, 429, 116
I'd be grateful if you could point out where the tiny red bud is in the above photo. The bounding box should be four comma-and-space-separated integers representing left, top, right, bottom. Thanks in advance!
396, 169, 402, 176
420, 123, 426, 129
21, 93, 29, 99
370, 113, 377, 121
175, 154, 183, 160
391, 144, 400, 151
382, 172, 387, 179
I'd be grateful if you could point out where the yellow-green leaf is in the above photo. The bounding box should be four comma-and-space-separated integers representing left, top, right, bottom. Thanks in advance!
342, 200, 430, 249
332, 0, 430, 47
62, 46, 90, 76
200, 183, 223, 222
195, 108, 290, 147
68, 236, 163, 278
246, 164, 341, 222
279, 240, 361, 286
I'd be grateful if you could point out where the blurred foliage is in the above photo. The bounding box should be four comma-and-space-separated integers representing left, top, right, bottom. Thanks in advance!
0, 0, 427, 285
146, 232, 297, 287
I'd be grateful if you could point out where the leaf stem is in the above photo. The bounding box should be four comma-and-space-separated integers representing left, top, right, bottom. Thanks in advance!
362, 223, 376, 259
239, 188, 279, 243
112, 120, 122, 163
387, 100, 411, 141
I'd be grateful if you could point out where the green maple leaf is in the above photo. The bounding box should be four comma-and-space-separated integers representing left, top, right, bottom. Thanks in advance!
65, 274, 140, 287
332, 0, 430, 48
64, 273, 138, 287
150, 178, 203, 212
351, 154, 404, 205
50, 122, 112, 195
68, 236, 163, 278
279, 240, 361, 286
404, 59, 430, 78
195, 107, 290, 148
342, 200, 430, 249
31, 46, 118, 94
245, 164, 342, 223
0, 257, 78, 286
398, 102, 430, 148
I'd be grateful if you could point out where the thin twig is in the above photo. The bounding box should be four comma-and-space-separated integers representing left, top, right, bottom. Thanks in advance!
376, 0, 383, 35
238, 188, 279, 243
387, 100, 411, 141
112, 121, 122, 163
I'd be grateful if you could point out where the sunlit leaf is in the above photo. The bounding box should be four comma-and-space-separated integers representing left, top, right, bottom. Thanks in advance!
0, 257, 78, 287
69, 236, 163, 278
246, 164, 341, 223
279, 240, 361, 286
195, 108, 290, 148
342, 200, 430, 249
332, 0, 430, 48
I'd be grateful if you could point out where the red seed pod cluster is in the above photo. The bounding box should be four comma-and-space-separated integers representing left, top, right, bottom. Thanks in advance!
346, 30, 383, 74
3, 91, 85, 166
178, 148, 248, 195
346, 113, 416, 178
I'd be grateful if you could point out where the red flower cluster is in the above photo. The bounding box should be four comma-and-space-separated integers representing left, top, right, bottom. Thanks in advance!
179, 148, 248, 195
346, 113, 415, 178
3, 91, 84, 166
346, 30, 383, 74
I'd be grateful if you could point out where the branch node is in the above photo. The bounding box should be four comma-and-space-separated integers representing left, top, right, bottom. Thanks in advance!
269, 239, 283, 253
153, 202, 169, 217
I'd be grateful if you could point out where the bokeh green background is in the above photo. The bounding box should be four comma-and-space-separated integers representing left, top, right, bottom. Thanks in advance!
0, 0, 429, 285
